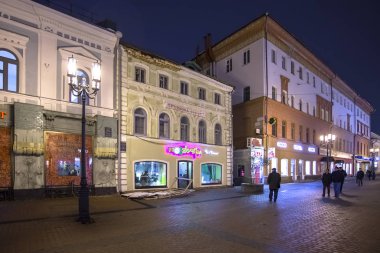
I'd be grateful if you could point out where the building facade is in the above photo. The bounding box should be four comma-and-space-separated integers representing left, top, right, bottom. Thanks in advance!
195, 15, 374, 184
118, 44, 234, 192
0, 0, 121, 198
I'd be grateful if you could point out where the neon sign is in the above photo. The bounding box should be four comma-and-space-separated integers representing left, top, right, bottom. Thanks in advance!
308, 147, 316, 153
204, 149, 219, 156
293, 144, 303, 151
165, 145, 202, 159
277, 141, 287, 148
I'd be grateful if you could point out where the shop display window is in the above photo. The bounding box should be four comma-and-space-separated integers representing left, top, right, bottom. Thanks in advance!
135, 161, 167, 189
201, 163, 222, 185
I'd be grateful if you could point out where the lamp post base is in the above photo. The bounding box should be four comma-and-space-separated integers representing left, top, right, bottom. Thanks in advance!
77, 185, 94, 224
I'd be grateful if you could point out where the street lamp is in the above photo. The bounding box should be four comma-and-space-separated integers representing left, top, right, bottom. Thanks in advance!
320, 134, 336, 172
67, 55, 101, 224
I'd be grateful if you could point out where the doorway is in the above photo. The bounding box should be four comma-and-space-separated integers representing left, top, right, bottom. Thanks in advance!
178, 161, 193, 189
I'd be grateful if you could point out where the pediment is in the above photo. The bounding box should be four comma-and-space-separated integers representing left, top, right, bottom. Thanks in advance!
58, 46, 99, 61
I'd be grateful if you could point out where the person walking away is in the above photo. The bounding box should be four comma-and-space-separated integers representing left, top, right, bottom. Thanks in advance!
267, 168, 281, 202
372, 170, 376, 180
356, 168, 364, 186
339, 167, 347, 193
331, 166, 343, 198
366, 169, 371, 181
321, 169, 332, 197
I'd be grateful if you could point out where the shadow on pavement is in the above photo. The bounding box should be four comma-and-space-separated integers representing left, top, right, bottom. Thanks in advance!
321, 197, 352, 207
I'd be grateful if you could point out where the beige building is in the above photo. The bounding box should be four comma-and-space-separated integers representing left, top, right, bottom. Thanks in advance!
117, 44, 234, 192
195, 15, 374, 184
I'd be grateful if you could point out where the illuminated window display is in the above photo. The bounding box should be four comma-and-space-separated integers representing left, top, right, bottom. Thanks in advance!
135, 161, 167, 189
201, 163, 222, 185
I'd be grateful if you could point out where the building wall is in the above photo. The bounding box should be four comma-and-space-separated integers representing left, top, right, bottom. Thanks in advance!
119, 45, 234, 192
0, 0, 120, 198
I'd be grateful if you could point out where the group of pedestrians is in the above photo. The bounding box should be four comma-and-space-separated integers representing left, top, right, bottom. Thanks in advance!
321, 166, 347, 198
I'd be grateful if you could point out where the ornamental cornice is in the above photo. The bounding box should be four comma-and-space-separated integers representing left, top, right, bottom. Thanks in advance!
126, 47, 181, 72
0, 28, 29, 48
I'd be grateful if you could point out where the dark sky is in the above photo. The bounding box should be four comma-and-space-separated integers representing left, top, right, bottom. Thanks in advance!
58, 0, 380, 133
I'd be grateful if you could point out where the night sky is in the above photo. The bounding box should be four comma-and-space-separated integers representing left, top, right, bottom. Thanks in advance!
58, 0, 380, 133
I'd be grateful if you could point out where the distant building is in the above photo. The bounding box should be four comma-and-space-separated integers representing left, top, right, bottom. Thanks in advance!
0, 0, 121, 198
195, 14, 374, 183
118, 43, 234, 191
370, 132, 380, 172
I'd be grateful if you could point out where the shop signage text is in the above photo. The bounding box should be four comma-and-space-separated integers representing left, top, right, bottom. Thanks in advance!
293, 144, 303, 151
204, 149, 219, 156
308, 147, 316, 153
165, 144, 202, 159
277, 141, 287, 148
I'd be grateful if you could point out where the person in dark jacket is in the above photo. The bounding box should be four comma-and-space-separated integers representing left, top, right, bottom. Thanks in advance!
356, 168, 364, 186
339, 167, 347, 193
331, 166, 343, 198
366, 169, 372, 180
321, 169, 332, 197
267, 168, 281, 202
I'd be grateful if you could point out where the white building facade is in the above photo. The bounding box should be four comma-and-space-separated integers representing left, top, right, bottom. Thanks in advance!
0, 0, 121, 198
196, 15, 374, 183
118, 44, 234, 192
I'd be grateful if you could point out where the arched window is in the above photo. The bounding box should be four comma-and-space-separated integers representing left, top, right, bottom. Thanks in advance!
159, 113, 170, 139
180, 116, 189, 141
215, 123, 222, 145
0, 49, 18, 92
134, 108, 147, 135
70, 69, 90, 105
198, 120, 207, 143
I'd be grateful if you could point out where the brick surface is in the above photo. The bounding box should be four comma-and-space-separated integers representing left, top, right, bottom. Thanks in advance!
0, 177, 380, 253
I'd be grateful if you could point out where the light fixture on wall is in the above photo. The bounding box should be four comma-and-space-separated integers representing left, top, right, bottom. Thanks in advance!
67, 55, 101, 224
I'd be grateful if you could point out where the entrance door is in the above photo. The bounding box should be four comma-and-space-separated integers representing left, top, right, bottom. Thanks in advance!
178, 161, 193, 189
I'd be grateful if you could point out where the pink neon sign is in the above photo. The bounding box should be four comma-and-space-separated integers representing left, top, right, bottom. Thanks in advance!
165, 144, 202, 159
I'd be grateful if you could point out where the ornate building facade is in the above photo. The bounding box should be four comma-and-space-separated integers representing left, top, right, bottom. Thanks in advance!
117, 44, 234, 192
0, 0, 121, 198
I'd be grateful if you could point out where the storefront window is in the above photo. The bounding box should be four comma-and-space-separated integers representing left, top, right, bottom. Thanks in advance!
201, 163, 222, 185
135, 161, 167, 189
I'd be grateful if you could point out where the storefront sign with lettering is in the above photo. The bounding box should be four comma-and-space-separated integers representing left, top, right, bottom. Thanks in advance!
165, 144, 202, 159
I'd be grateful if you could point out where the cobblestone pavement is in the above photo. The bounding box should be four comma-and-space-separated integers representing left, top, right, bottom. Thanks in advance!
1, 177, 380, 253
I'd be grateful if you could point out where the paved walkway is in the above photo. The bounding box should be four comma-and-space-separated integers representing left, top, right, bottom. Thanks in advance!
1, 177, 380, 253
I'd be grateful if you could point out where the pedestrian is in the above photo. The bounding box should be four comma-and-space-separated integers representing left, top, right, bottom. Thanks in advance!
356, 168, 364, 186
331, 166, 343, 198
339, 167, 347, 193
321, 169, 332, 197
267, 168, 281, 202
366, 169, 371, 181
372, 170, 376, 180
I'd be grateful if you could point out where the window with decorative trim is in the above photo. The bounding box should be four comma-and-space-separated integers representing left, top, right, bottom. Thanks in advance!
215, 123, 222, 145
180, 116, 190, 141
159, 113, 170, 139
135, 67, 146, 83
159, 74, 168, 89
0, 49, 18, 92
198, 120, 207, 143
134, 108, 147, 136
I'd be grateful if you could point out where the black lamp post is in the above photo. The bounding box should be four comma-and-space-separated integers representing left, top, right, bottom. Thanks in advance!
67, 55, 101, 224
320, 133, 336, 172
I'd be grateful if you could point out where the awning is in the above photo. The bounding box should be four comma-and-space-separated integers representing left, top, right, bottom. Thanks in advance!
320, 157, 335, 162
334, 160, 345, 164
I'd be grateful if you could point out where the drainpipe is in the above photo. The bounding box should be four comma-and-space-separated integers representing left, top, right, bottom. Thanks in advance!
114, 32, 122, 193
264, 13, 269, 181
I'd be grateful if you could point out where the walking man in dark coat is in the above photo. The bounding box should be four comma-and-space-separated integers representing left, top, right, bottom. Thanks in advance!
331, 166, 343, 198
267, 168, 281, 202
356, 168, 364, 186
321, 169, 332, 197
339, 167, 347, 193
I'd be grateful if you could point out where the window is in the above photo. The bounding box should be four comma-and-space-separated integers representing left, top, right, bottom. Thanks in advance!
291, 123, 295, 140
159, 74, 168, 89
306, 102, 309, 114
306, 128, 310, 143
70, 69, 90, 105
291, 61, 295, 74
313, 76, 316, 87
214, 93, 221, 105
298, 67, 303, 80
0, 49, 18, 92
281, 120, 287, 138
180, 116, 190, 141
272, 86, 277, 100
180, 81, 188, 95
299, 125, 303, 142
281, 91, 288, 104
291, 96, 295, 108
198, 87, 206, 100
281, 56, 286, 70
159, 113, 170, 139
243, 50, 250, 65
271, 118, 277, 137
243, 86, 250, 102
215, 124, 222, 145
201, 163, 222, 185
134, 108, 147, 135
198, 120, 207, 143
134, 161, 167, 189
299, 99, 303, 111
135, 67, 146, 83
226, 59, 232, 72
306, 72, 310, 84
271, 49, 276, 64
